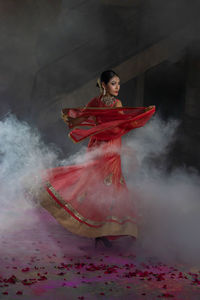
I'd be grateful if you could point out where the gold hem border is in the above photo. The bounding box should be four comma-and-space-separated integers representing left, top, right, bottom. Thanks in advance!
40, 187, 138, 238
46, 182, 137, 226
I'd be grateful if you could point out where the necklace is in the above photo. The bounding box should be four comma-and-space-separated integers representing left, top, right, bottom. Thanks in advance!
101, 95, 116, 106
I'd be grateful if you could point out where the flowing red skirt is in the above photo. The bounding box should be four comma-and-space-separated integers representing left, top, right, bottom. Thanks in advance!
41, 136, 138, 239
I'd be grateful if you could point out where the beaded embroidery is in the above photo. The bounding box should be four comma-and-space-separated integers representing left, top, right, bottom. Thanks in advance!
101, 95, 116, 106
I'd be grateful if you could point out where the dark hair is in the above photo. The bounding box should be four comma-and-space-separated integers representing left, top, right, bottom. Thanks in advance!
96, 70, 119, 88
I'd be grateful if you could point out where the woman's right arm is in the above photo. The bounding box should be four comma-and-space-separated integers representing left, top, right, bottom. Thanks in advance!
61, 113, 89, 128
61, 97, 98, 128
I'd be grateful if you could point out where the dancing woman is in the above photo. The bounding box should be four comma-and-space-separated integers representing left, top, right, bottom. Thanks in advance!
41, 70, 155, 248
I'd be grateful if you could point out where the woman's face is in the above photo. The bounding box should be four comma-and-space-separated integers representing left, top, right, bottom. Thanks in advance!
103, 76, 120, 97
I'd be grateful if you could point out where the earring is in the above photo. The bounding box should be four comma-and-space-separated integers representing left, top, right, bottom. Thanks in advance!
103, 88, 106, 96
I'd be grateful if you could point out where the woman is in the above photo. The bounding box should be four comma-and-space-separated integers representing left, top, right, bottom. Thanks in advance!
41, 70, 155, 248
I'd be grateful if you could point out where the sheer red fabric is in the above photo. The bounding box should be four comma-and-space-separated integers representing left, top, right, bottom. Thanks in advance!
62, 101, 155, 143
41, 96, 155, 239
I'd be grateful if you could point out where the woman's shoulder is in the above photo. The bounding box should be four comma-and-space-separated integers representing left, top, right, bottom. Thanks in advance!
86, 96, 101, 107
115, 98, 122, 107
86, 96, 122, 108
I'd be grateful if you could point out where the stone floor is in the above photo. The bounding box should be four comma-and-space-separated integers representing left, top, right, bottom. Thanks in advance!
1, 208, 200, 300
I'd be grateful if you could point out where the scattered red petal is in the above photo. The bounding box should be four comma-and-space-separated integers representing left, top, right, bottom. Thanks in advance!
193, 279, 200, 285
21, 278, 37, 286
157, 274, 165, 281
162, 284, 167, 289
57, 272, 65, 276
159, 293, 174, 298
4, 275, 17, 284
16, 291, 23, 295
21, 268, 30, 272
38, 276, 47, 281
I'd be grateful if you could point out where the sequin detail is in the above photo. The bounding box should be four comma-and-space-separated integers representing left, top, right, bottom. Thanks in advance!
101, 95, 116, 106
104, 173, 113, 186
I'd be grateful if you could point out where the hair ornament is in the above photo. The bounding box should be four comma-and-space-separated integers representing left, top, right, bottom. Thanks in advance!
97, 78, 103, 93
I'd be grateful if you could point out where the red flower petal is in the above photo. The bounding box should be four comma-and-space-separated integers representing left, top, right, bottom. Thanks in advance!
21, 268, 30, 272
16, 291, 23, 295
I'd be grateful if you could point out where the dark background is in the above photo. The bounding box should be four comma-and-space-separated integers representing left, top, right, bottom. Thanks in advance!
0, 0, 200, 167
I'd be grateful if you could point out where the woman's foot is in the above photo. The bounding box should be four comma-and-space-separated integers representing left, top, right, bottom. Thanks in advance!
95, 237, 112, 248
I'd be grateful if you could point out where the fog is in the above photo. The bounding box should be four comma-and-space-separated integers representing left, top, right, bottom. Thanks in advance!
0, 113, 200, 265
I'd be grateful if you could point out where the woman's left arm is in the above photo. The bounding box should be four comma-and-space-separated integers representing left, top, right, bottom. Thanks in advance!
115, 99, 124, 115
61, 111, 88, 128
145, 105, 155, 112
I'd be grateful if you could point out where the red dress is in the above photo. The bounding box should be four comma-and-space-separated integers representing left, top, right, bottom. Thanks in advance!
41, 96, 155, 239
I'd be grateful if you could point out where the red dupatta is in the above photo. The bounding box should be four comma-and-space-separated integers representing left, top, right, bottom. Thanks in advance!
62, 106, 155, 143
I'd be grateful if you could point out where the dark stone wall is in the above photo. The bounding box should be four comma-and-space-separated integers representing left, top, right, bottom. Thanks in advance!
183, 43, 200, 168
0, 0, 61, 117
0, 0, 200, 161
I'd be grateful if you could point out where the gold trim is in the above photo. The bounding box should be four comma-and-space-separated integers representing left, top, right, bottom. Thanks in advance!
62, 106, 149, 110
68, 132, 78, 144
120, 176, 125, 185
104, 173, 113, 186
46, 182, 137, 226
40, 188, 138, 238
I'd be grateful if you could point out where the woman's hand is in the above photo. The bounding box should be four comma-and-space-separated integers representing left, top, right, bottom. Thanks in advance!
61, 111, 92, 128
145, 105, 155, 112
61, 111, 68, 122
61, 111, 75, 127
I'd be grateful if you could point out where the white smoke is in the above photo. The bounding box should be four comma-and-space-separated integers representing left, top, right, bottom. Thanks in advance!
122, 117, 200, 264
0, 114, 200, 264
0, 115, 58, 231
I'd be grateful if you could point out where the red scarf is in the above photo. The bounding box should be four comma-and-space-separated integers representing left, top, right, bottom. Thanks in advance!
62, 106, 155, 143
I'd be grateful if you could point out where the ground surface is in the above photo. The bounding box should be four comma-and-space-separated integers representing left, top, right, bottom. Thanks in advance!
1, 208, 200, 300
